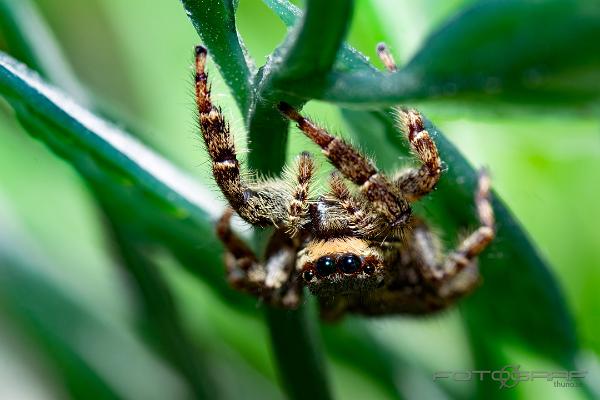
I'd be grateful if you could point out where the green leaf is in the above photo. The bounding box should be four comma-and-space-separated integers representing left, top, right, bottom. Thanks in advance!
247, 0, 355, 173
0, 201, 189, 400
180, 0, 253, 113
97, 203, 219, 399
0, 51, 221, 279
405, 0, 600, 97
0, 0, 89, 103
261, 0, 372, 72
0, 3, 243, 393
341, 108, 581, 397
282, 0, 600, 108
0, 51, 246, 396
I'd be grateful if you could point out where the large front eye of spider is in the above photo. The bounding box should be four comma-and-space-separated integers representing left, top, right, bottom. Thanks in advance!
315, 256, 336, 277
338, 254, 362, 274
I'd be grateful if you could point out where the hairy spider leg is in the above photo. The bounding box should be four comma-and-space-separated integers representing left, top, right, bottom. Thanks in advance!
326, 172, 383, 237
393, 109, 442, 202
319, 170, 496, 319
376, 42, 398, 72
279, 102, 411, 230
408, 169, 495, 293
195, 45, 314, 231
216, 208, 263, 289
286, 151, 314, 236
216, 208, 302, 307
376, 43, 442, 202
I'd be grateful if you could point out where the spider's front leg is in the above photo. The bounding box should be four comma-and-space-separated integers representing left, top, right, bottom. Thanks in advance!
195, 46, 314, 232
216, 208, 302, 308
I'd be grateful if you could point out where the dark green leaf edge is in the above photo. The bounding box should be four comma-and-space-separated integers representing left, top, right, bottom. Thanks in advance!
0, 52, 217, 228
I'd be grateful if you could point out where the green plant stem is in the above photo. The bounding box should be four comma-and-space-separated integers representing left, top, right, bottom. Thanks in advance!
180, 0, 253, 113
265, 306, 331, 400
261, 0, 373, 71
245, 2, 353, 399
322, 321, 404, 400
247, 0, 354, 173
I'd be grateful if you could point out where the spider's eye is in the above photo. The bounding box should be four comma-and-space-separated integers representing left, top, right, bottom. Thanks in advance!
302, 269, 315, 282
315, 256, 336, 277
338, 254, 361, 274
363, 264, 375, 275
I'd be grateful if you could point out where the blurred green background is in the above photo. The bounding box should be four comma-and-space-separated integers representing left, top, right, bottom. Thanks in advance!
0, 0, 599, 399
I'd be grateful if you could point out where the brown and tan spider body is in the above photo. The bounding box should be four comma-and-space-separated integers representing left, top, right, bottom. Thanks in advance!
196, 44, 495, 320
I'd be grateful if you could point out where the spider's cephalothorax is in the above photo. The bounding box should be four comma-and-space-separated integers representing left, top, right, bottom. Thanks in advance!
195, 44, 495, 320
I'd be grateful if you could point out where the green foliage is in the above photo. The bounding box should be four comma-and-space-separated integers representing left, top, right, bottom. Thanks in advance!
181, 0, 252, 112
273, 0, 600, 107
0, 0, 598, 399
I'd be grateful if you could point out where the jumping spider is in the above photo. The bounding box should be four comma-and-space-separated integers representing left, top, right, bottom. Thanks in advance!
194, 44, 495, 321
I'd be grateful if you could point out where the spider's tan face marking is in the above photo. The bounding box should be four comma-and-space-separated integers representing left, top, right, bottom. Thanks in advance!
297, 238, 386, 296
299, 237, 371, 262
